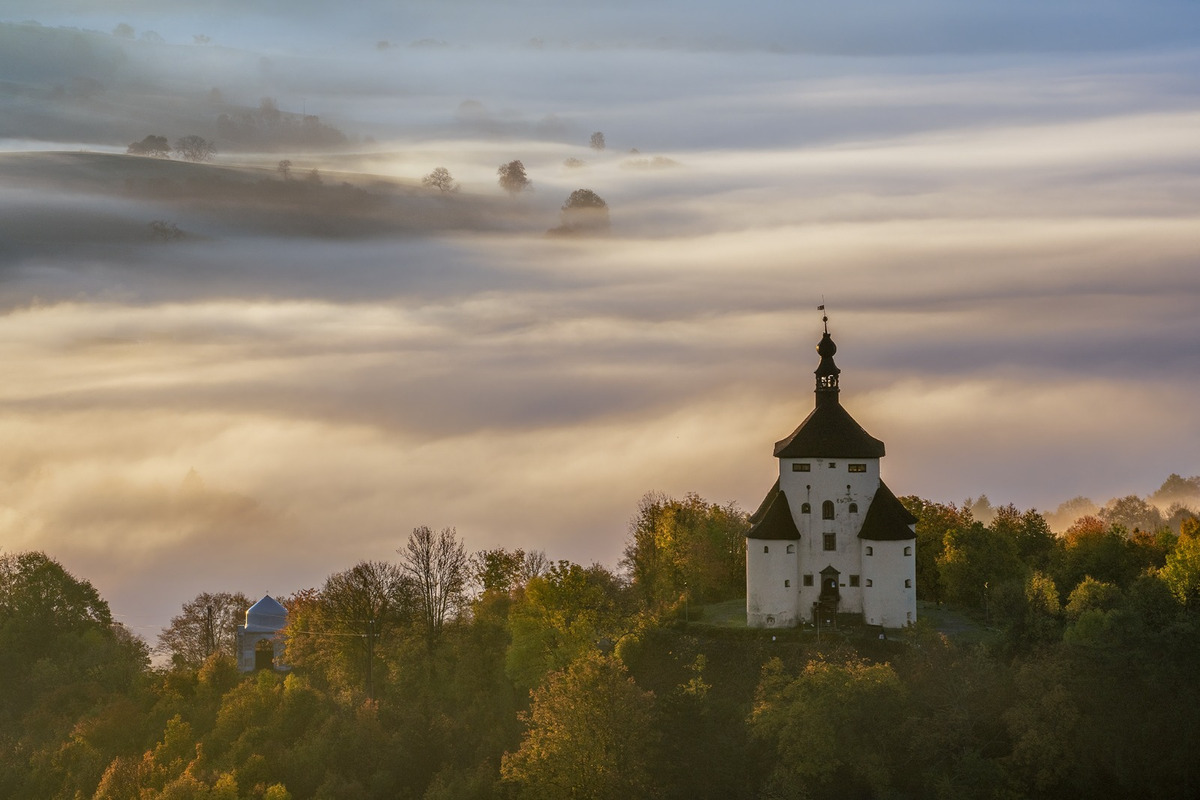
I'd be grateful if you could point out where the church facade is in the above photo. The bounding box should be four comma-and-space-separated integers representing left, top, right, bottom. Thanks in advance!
746, 322, 917, 629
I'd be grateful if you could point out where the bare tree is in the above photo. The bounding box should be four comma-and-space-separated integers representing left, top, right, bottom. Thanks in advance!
157, 591, 251, 669
422, 166, 459, 192
497, 159, 531, 195
399, 526, 468, 641
320, 560, 410, 699
173, 135, 216, 162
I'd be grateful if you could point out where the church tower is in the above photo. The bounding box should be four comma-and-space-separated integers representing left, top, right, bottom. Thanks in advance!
745, 317, 917, 629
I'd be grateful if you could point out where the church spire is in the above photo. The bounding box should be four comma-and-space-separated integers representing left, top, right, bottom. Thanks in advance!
814, 306, 840, 406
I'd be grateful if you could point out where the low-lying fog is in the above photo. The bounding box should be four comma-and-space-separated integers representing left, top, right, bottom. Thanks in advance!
1, 2, 1198, 640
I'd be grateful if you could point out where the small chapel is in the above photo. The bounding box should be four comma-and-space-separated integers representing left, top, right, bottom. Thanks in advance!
746, 317, 917, 629
236, 594, 290, 673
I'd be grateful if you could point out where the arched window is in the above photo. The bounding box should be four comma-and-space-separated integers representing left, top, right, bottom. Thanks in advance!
904, 546, 912, 556
849, 503, 858, 514
786, 544, 795, 554
865, 546, 873, 556
801, 502, 811, 514
822, 500, 835, 520
763, 546, 769, 554
904, 579, 912, 588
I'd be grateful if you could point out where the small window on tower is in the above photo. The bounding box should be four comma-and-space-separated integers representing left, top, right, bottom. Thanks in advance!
784, 580, 790, 588
822, 501, 835, 520
786, 544, 795, 554
848, 463, 867, 473
803, 574, 814, 587
849, 503, 858, 513
866, 579, 873, 587
801, 503, 811, 514
849, 575, 860, 587
865, 546, 873, 556
763, 546, 769, 554
828, 462, 837, 469
905, 579, 913, 588
904, 546, 912, 556
823, 533, 836, 551
792, 463, 811, 472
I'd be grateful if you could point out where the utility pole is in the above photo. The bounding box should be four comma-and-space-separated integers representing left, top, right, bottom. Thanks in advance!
205, 604, 214, 657
365, 618, 376, 702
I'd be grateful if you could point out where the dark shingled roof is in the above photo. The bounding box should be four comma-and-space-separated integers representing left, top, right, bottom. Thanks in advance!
774, 399, 886, 459
858, 481, 917, 541
747, 480, 801, 540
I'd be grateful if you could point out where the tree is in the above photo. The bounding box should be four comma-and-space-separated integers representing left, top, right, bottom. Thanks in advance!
421, 167, 459, 192
937, 521, 1024, 613
751, 655, 906, 798
622, 492, 748, 611
1160, 534, 1200, 607
497, 160, 531, 194
127, 135, 170, 157
148, 220, 184, 241
1099, 495, 1164, 534
589, 131, 606, 151
901, 496, 972, 604
286, 561, 410, 698
157, 591, 251, 669
501, 652, 657, 800
398, 526, 468, 641
276, 159, 292, 179
553, 188, 611, 235
505, 561, 625, 692
173, 135, 216, 162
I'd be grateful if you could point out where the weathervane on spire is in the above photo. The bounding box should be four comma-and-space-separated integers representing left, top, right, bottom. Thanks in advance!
818, 298, 828, 333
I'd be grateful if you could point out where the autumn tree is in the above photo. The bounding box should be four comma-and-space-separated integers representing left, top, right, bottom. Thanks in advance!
622, 491, 748, 612
127, 135, 170, 157
937, 521, 1024, 613
421, 166, 459, 192
505, 561, 626, 692
398, 525, 468, 642
286, 561, 410, 698
173, 135, 216, 162
902, 496, 972, 603
497, 159, 531, 194
501, 652, 657, 800
157, 591, 252, 669
751, 655, 907, 798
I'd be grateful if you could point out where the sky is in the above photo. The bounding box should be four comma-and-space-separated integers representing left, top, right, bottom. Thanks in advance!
0, 1, 1198, 643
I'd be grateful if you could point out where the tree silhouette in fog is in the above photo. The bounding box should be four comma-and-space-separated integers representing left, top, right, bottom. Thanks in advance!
497, 160, 531, 195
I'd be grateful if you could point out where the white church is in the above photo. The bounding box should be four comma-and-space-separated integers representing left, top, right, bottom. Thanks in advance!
746, 319, 917, 629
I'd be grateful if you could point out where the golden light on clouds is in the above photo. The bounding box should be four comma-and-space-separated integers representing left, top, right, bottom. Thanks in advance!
0, 11, 1197, 635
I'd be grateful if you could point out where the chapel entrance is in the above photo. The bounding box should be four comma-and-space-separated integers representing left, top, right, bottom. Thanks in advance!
254, 637, 275, 671
815, 566, 840, 627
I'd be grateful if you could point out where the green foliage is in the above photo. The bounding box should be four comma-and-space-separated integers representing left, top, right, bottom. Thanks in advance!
158, 591, 252, 669
505, 560, 626, 693
937, 521, 1024, 611
751, 654, 906, 798
901, 495, 972, 602
501, 651, 657, 800
1160, 532, 1200, 607
623, 491, 748, 612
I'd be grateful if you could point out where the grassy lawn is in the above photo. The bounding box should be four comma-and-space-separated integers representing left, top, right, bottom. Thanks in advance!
693, 598, 748, 628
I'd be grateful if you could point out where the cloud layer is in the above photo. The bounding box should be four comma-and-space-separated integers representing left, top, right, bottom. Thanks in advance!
0, 7, 1198, 638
